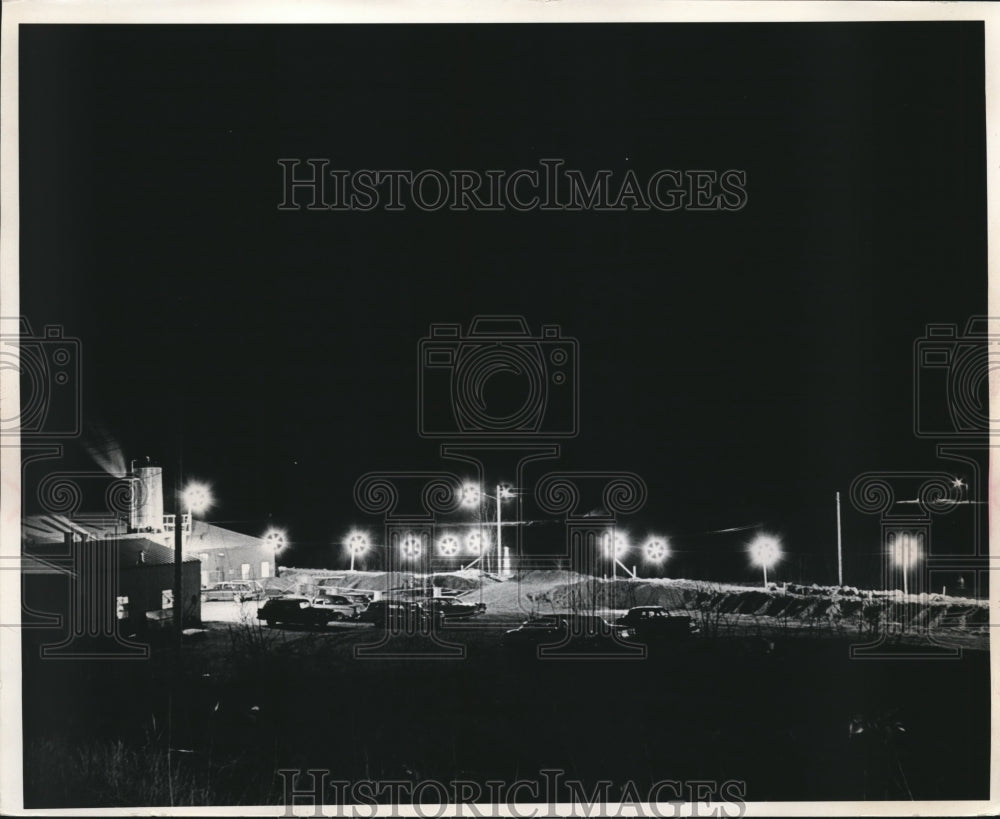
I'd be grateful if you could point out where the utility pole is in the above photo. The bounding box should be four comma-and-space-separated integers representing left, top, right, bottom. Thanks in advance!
836, 491, 843, 586
174, 472, 184, 645
612, 530, 617, 582
495, 485, 502, 577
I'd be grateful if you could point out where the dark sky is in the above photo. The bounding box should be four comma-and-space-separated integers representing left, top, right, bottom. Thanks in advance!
18, 23, 987, 585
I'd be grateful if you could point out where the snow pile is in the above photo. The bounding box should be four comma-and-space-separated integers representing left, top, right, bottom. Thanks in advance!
267, 569, 989, 643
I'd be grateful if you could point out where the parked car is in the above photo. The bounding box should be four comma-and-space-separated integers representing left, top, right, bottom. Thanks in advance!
336, 592, 373, 608
257, 596, 338, 628
201, 580, 265, 603
615, 606, 700, 640
356, 600, 443, 629
425, 598, 487, 619
501, 614, 615, 655
309, 595, 364, 620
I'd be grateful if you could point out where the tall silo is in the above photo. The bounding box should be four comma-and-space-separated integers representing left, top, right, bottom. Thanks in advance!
129, 465, 164, 533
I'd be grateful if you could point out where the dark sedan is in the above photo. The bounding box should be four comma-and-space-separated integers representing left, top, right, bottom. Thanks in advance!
426, 598, 487, 619
257, 597, 339, 628
356, 600, 444, 629
615, 606, 700, 640
501, 614, 617, 655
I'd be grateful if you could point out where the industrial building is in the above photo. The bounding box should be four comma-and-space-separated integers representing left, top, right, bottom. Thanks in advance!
129, 462, 275, 585
21, 514, 202, 637
20, 458, 273, 638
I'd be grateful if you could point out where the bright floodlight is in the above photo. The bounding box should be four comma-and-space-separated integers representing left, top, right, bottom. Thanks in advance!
891, 533, 921, 568
643, 537, 670, 563
437, 533, 460, 557
182, 481, 213, 516
601, 531, 629, 559
748, 533, 782, 585
264, 527, 288, 552
749, 534, 782, 568
400, 534, 423, 559
343, 529, 370, 556
498, 484, 515, 500
459, 482, 482, 508
465, 530, 490, 555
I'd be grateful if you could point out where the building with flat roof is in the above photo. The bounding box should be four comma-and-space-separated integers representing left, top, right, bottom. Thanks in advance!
22, 514, 201, 637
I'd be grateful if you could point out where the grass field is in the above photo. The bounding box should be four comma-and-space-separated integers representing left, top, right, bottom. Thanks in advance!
21, 604, 991, 808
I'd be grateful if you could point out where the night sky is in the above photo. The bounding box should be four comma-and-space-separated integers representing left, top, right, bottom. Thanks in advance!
18, 23, 987, 586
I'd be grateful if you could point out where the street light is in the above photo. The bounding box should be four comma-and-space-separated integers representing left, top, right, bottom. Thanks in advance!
643, 537, 670, 564
602, 531, 629, 559
175, 479, 214, 642
343, 529, 370, 571
465, 530, 489, 555
600, 530, 631, 580
264, 527, 288, 578
459, 482, 482, 508
182, 481, 213, 520
456, 481, 516, 575
891, 532, 921, 596
748, 533, 782, 587
400, 533, 423, 560
436, 533, 461, 557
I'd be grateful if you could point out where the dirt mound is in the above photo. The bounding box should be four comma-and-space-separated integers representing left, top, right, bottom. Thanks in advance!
429, 572, 484, 592
270, 568, 988, 645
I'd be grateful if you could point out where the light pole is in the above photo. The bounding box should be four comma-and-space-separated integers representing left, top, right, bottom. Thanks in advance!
343, 529, 370, 571
748, 533, 782, 587
264, 527, 288, 579
495, 484, 515, 576
176, 480, 213, 636
459, 482, 516, 576
601, 530, 632, 579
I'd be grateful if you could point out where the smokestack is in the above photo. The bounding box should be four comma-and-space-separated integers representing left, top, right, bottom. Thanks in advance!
129, 463, 164, 533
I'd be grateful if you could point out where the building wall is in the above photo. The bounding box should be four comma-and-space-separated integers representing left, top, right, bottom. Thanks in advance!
22, 560, 202, 640
118, 561, 201, 631
194, 543, 274, 585
183, 522, 274, 586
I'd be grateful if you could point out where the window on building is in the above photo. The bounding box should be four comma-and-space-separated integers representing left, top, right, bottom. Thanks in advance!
261, 561, 271, 579
162, 589, 173, 610
241, 563, 250, 580
201, 571, 209, 587
116, 596, 129, 620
